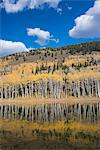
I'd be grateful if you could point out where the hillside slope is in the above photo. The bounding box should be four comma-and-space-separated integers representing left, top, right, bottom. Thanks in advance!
0, 41, 100, 99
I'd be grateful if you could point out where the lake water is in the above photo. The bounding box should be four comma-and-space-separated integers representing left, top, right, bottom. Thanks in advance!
0, 102, 100, 150
0, 103, 100, 123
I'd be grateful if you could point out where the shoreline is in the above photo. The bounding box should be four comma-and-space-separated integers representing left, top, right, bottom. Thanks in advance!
0, 97, 100, 106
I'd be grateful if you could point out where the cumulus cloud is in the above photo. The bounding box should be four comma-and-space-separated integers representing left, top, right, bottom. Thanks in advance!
57, 8, 62, 15
1, 0, 61, 13
0, 39, 28, 57
69, 0, 100, 38
27, 28, 59, 46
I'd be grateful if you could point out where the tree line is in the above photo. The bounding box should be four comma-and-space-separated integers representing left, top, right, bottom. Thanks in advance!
0, 78, 100, 99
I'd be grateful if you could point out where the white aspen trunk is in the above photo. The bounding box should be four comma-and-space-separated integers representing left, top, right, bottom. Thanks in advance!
0, 88, 3, 99
49, 80, 53, 98
94, 79, 98, 97
77, 81, 80, 98
81, 81, 86, 96
97, 79, 100, 98
25, 85, 28, 97
31, 82, 34, 97
20, 84, 24, 98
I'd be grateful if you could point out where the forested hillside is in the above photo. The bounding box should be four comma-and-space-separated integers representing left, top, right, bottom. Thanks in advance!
0, 41, 100, 99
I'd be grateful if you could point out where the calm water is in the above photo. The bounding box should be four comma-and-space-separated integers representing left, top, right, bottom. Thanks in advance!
0, 103, 100, 150
0, 103, 100, 123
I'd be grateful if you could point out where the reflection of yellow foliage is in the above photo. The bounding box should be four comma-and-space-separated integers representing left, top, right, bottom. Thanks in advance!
0, 119, 100, 133
0, 119, 100, 141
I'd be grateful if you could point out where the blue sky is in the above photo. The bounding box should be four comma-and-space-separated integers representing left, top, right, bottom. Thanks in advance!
0, 0, 100, 56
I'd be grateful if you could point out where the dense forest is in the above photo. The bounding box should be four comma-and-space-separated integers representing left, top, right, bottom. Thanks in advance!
0, 41, 100, 99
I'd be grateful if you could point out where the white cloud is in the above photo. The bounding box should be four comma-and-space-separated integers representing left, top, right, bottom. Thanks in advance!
67, 6, 72, 10
1, 0, 61, 13
0, 39, 28, 57
69, 0, 100, 38
0, 2, 4, 8
57, 8, 62, 15
27, 28, 59, 46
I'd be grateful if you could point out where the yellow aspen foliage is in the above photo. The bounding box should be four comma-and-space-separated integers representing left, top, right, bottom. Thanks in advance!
67, 70, 100, 81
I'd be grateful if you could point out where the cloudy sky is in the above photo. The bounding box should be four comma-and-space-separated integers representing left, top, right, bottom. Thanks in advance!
0, 0, 100, 56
